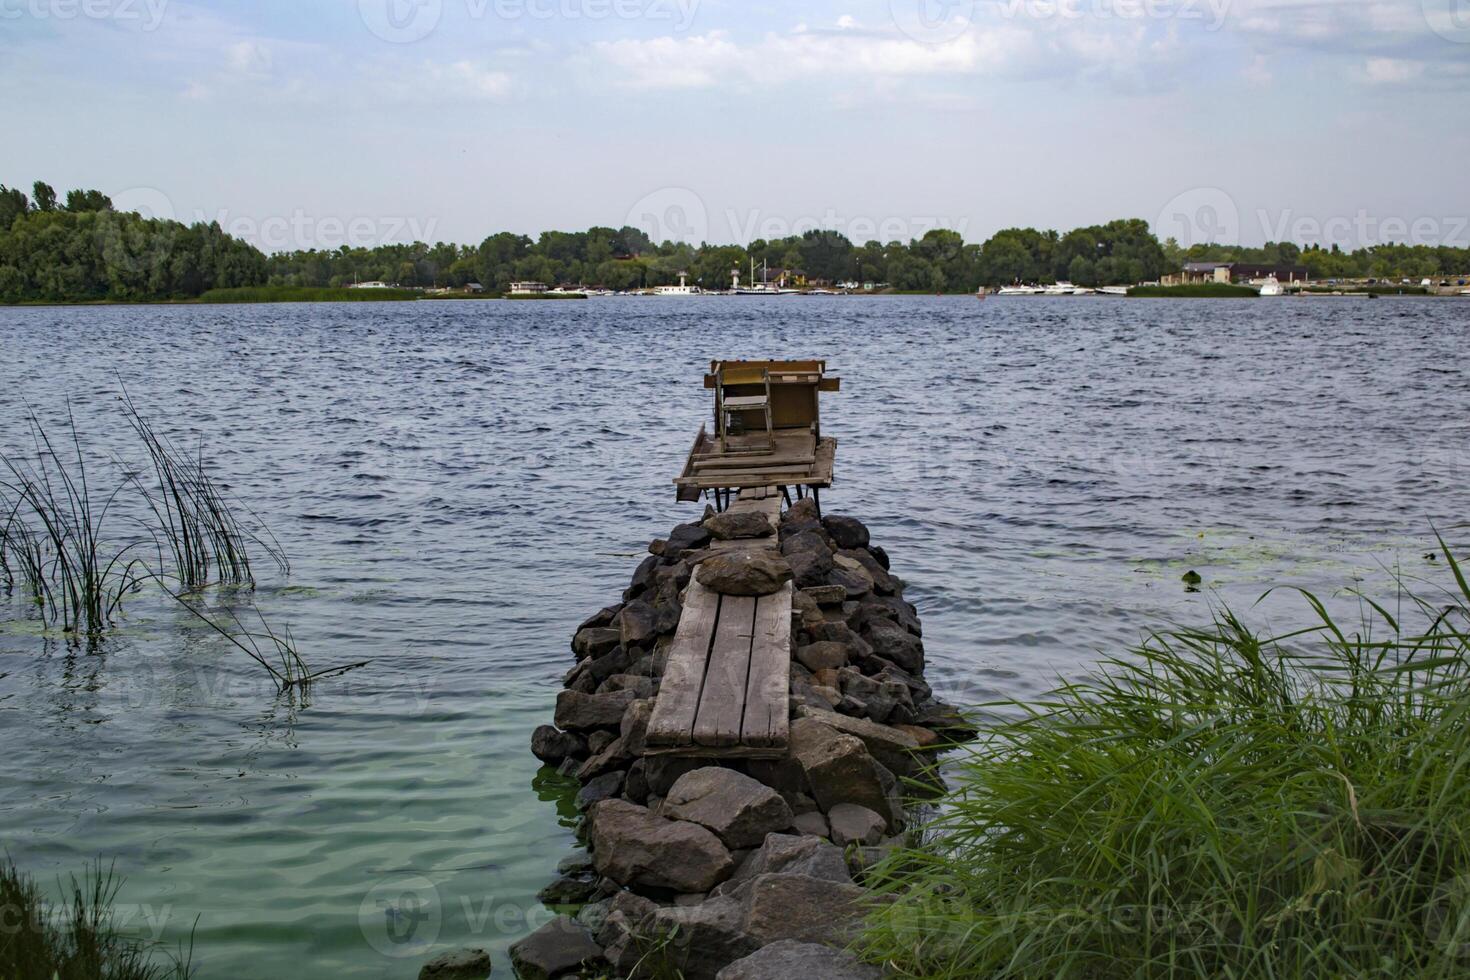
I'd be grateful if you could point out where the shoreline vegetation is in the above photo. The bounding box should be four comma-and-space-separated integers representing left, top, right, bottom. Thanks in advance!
3, 180, 1468, 305
858, 546, 1470, 978
0, 858, 194, 980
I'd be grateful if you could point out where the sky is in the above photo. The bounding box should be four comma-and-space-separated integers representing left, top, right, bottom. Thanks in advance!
2, 0, 1467, 251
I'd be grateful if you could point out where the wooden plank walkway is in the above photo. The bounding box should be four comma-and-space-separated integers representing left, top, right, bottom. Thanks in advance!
645, 490, 792, 758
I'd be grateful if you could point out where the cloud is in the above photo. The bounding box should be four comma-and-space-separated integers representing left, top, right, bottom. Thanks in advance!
1363, 55, 1423, 83
436, 61, 515, 100
225, 40, 273, 76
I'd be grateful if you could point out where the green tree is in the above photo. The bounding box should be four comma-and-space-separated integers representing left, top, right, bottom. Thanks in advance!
32, 181, 57, 213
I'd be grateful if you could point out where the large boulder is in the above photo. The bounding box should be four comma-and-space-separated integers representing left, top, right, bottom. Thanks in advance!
787, 549, 834, 590
716, 939, 882, 980
741, 873, 877, 946
530, 725, 586, 765
575, 770, 625, 811
721, 833, 851, 893
827, 555, 874, 598
587, 799, 735, 893
418, 947, 492, 980
619, 698, 654, 756
863, 618, 925, 674
780, 529, 833, 561
507, 915, 603, 980
555, 689, 638, 731
696, 553, 793, 597
571, 627, 621, 661
826, 804, 886, 847
794, 707, 923, 778
795, 641, 848, 673
705, 511, 775, 540
667, 522, 713, 553
661, 768, 794, 849
787, 719, 903, 831
643, 896, 759, 980
821, 515, 870, 550
618, 599, 660, 647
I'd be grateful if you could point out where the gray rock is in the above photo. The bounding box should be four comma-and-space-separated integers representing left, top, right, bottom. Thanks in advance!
575, 770, 626, 811
601, 673, 654, 699
828, 557, 874, 598
705, 510, 775, 540
795, 641, 848, 673
530, 725, 585, 765
594, 889, 659, 949
781, 529, 834, 560
575, 736, 628, 781
836, 549, 895, 596
584, 646, 632, 684
696, 552, 793, 597
618, 599, 660, 647
783, 497, 820, 525
863, 619, 925, 674
801, 584, 848, 606
826, 804, 886, 847
578, 605, 622, 632
666, 522, 712, 553
557, 850, 594, 876
716, 939, 881, 980
555, 689, 638, 731
661, 768, 794, 849
588, 799, 735, 893
742, 873, 878, 945
794, 707, 922, 779
786, 549, 835, 589
586, 730, 616, 757
644, 896, 759, 980
571, 627, 622, 661
821, 515, 870, 550
791, 811, 830, 838
722, 833, 852, 892
537, 873, 598, 906
627, 555, 660, 597
418, 947, 492, 980
792, 588, 826, 632
807, 622, 872, 659
507, 915, 603, 980
642, 755, 706, 796
618, 698, 654, 757
787, 718, 902, 831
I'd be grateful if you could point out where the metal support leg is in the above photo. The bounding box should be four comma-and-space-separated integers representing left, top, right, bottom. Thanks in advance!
810, 486, 822, 519
780, 485, 793, 509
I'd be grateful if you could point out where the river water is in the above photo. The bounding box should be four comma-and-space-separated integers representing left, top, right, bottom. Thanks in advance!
1, 296, 1466, 977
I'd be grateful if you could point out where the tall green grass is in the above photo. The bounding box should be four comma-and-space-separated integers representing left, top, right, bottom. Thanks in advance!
1129, 283, 1260, 298
0, 399, 363, 690
859, 542, 1470, 978
0, 857, 193, 980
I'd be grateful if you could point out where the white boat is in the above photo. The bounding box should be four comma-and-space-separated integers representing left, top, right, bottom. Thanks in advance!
1043, 281, 1078, 296
731, 259, 796, 295
1096, 285, 1129, 296
655, 272, 700, 296
996, 285, 1042, 295
1257, 276, 1282, 297
1071, 286, 1094, 296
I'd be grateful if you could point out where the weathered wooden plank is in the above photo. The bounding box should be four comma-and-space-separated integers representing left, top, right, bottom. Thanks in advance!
741, 584, 792, 748
692, 595, 757, 747
707, 537, 779, 554
645, 580, 721, 748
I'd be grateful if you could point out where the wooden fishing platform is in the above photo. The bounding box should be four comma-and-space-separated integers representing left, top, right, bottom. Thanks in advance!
674, 360, 839, 513
647, 363, 842, 759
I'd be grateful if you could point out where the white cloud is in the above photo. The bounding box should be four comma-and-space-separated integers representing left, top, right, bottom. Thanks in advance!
438, 61, 515, 101
1363, 56, 1422, 83
225, 40, 273, 76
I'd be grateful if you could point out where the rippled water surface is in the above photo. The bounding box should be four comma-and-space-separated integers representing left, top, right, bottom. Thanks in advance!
1, 296, 1467, 977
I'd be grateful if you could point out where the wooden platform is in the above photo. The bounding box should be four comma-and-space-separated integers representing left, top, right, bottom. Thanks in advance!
644, 578, 792, 758
675, 428, 837, 494
645, 491, 792, 758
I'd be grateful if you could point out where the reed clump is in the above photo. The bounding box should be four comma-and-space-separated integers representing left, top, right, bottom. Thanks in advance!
1, 398, 361, 690
0, 857, 194, 980
858, 543, 1470, 979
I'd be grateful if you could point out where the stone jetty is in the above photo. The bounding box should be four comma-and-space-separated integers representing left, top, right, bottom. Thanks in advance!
513, 498, 974, 979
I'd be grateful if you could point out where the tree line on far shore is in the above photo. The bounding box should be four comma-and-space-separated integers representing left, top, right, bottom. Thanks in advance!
2, 180, 1468, 304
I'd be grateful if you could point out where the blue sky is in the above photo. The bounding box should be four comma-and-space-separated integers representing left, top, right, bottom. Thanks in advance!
3, 0, 1467, 250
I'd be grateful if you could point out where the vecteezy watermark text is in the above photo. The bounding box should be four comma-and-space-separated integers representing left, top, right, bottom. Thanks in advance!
358, 0, 699, 43
0, 0, 168, 28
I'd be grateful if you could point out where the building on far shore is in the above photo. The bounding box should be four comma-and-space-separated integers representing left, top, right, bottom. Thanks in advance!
508, 281, 548, 295
1165, 262, 1310, 286
350, 280, 393, 289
